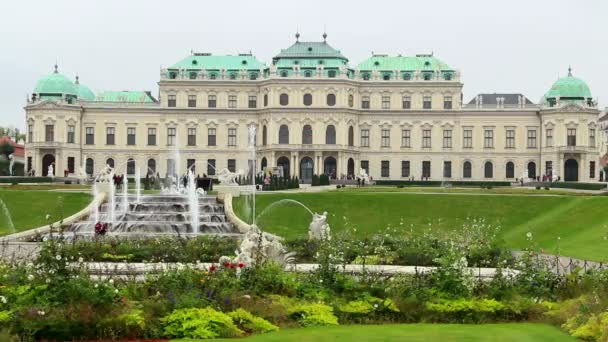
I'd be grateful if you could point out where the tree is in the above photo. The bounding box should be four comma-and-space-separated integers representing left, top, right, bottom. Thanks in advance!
0, 142, 14, 159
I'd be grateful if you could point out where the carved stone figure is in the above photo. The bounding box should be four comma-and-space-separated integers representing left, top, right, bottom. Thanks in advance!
8, 154, 14, 176
227, 225, 295, 266
309, 211, 331, 240
359, 168, 370, 183
217, 168, 242, 185
47, 164, 54, 178
95, 164, 114, 183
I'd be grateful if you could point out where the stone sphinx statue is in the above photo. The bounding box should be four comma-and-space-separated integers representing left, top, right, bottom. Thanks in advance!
224, 225, 295, 266
217, 168, 242, 186
309, 211, 331, 240
359, 168, 370, 183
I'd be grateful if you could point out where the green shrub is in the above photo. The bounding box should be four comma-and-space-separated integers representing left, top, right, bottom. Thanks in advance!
339, 300, 374, 315
228, 308, 279, 334
288, 302, 339, 326
0, 177, 52, 183
551, 182, 607, 190
375, 180, 511, 187
425, 298, 506, 323
161, 307, 243, 339
319, 174, 330, 186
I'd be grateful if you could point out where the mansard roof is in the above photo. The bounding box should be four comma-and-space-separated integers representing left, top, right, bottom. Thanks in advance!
357, 54, 452, 71
169, 54, 265, 71
467, 93, 534, 105
273, 41, 348, 61
95, 91, 157, 103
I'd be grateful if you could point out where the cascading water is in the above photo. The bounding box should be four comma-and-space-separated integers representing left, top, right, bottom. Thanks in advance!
135, 167, 141, 204
122, 175, 129, 214
0, 198, 16, 234
109, 172, 116, 225
92, 182, 100, 223
248, 124, 257, 226
187, 169, 199, 233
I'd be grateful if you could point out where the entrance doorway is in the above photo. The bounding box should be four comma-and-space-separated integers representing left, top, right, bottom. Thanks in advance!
324, 156, 337, 179
42, 154, 55, 176
564, 159, 578, 181
300, 157, 314, 184
277, 156, 290, 178
347, 158, 355, 178
527, 162, 536, 179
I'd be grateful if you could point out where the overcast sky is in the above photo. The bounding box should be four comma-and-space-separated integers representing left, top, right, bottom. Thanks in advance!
0, 0, 606, 130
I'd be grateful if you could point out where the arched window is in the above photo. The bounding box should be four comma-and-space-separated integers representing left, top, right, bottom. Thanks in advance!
279, 125, 289, 144
302, 125, 313, 145
263, 94, 268, 107
348, 94, 354, 107
325, 125, 336, 144
326, 94, 336, 106
528, 162, 537, 179
484, 161, 493, 178
106, 158, 115, 169
280, 70, 288, 77
86, 158, 94, 176
279, 93, 289, 106
304, 70, 312, 77
127, 158, 135, 175
147, 159, 156, 175
303, 93, 312, 106
463, 161, 472, 178
262, 125, 267, 146
261, 157, 267, 171
348, 126, 354, 146
277, 156, 290, 178
506, 162, 515, 179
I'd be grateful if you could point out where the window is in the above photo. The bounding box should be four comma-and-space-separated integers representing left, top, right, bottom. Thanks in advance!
422, 161, 431, 178
402, 73, 411, 80
463, 129, 472, 148
229, 72, 237, 80
463, 161, 472, 178
28, 124, 33, 142
167, 159, 175, 175
302, 125, 313, 144
189, 72, 197, 79
423, 96, 432, 109
382, 96, 390, 109
279, 93, 289, 106
147, 159, 156, 174
263, 94, 268, 107
348, 126, 354, 147
422, 129, 432, 148
187, 128, 196, 146
208, 95, 216, 108
361, 96, 370, 109
303, 93, 312, 106
262, 126, 267, 145
326, 125, 336, 144
167, 128, 176, 146
401, 161, 410, 177
484, 161, 493, 178
168, 94, 176, 107
106, 127, 115, 145
85, 127, 94, 145
127, 158, 135, 175
361, 160, 369, 175
209, 73, 217, 80
228, 95, 237, 108
381, 161, 390, 177
348, 94, 354, 107
401, 129, 411, 147
228, 128, 237, 146
326, 94, 336, 106
362, 73, 371, 80
527, 129, 537, 148
187, 159, 195, 173
45, 124, 54, 142
423, 72, 432, 80
506, 129, 515, 148
249, 72, 258, 80
506, 161, 515, 178
484, 129, 494, 148
280, 70, 288, 77
85, 158, 94, 175
545, 161, 553, 177
360, 129, 370, 147
127, 127, 136, 145
590, 161, 596, 178
402, 96, 411, 109
443, 130, 452, 148
67, 125, 75, 143
227, 159, 236, 172
27, 156, 32, 171
443, 96, 452, 109
304, 70, 312, 77
546, 129, 553, 147
67, 157, 75, 173
382, 73, 391, 81
589, 128, 596, 147
188, 95, 196, 107
248, 96, 257, 108
443, 161, 452, 178
381, 129, 390, 147
567, 128, 576, 146
279, 125, 289, 144
147, 128, 156, 146
208, 128, 216, 146
207, 159, 216, 176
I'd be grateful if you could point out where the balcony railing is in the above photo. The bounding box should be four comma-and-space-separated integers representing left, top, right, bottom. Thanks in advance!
257, 143, 358, 152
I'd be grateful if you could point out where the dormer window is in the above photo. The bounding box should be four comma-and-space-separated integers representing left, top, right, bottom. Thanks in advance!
382, 73, 391, 81
304, 70, 312, 77
307, 47, 313, 52
424, 61, 430, 66
229, 72, 237, 80
423, 73, 432, 81
374, 61, 380, 66
443, 72, 452, 81
403, 73, 411, 81
189, 72, 197, 80
280, 70, 288, 77
362, 73, 371, 81
318, 60, 324, 65
209, 73, 217, 80
293, 60, 299, 65
169, 71, 177, 79
249, 72, 258, 80
328, 70, 336, 78
241, 60, 247, 65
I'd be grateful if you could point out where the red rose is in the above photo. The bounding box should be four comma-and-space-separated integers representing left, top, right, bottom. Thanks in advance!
209, 265, 217, 272
223, 262, 231, 268
238, 263, 245, 268
230, 263, 236, 269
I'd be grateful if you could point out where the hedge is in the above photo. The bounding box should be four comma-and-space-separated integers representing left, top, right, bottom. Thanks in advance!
549, 182, 607, 191
375, 180, 512, 187
0, 176, 53, 183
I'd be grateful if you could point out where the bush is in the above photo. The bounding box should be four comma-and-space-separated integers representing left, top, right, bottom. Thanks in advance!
319, 174, 330, 186
425, 298, 544, 323
550, 182, 607, 190
228, 308, 279, 334
375, 180, 510, 187
536, 186, 541, 190
161, 307, 243, 339
289, 303, 338, 326
0, 177, 53, 183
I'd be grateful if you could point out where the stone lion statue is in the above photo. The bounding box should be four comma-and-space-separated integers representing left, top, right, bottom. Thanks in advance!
309, 211, 331, 241
217, 168, 242, 185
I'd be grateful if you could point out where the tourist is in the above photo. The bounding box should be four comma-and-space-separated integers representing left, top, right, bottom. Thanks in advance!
356, 177, 361, 187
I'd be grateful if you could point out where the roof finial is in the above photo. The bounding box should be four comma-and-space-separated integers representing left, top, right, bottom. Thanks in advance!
295, 27, 300, 42
75, 74, 80, 84
53, 61, 58, 74
322, 26, 327, 42
568, 65, 572, 76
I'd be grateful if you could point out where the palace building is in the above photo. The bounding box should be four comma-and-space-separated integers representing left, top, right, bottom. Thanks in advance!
24, 34, 601, 183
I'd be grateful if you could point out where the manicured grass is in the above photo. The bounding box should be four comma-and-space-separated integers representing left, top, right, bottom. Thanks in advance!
0, 189, 91, 235
337, 186, 589, 196
173, 323, 575, 341
234, 191, 608, 261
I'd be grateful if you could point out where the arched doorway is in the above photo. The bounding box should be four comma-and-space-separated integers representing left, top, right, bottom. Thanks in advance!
85, 158, 94, 176
505, 162, 515, 179
127, 158, 136, 176
484, 161, 493, 178
565, 159, 578, 181
147, 159, 156, 175
42, 154, 55, 176
347, 158, 355, 178
300, 157, 314, 184
261, 157, 267, 172
324, 156, 337, 179
528, 162, 537, 179
106, 158, 115, 169
463, 161, 472, 178
277, 156, 290, 178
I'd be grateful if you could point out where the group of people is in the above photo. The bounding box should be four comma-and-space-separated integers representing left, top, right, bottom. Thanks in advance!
112, 174, 126, 190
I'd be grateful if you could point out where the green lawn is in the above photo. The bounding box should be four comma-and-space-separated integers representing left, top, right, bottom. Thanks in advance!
0, 189, 91, 235
174, 323, 574, 342
234, 191, 608, 261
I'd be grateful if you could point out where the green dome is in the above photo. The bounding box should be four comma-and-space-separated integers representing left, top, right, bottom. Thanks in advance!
74, 76, 95, 101
545, 69, 592, 100
33, 66, 77, 97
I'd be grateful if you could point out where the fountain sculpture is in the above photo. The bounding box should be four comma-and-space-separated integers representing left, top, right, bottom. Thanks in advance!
8, 154, 14, 176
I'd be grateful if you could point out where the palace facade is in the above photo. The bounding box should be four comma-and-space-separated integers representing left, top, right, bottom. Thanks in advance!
24, 34, 602, 183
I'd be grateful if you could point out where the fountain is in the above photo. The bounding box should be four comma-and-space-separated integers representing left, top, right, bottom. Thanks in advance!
92, 182, 100, 223
122, 174, 129, 214
187, 169, 199, 234
0, 198, 15, 235
135, 167, 141, 204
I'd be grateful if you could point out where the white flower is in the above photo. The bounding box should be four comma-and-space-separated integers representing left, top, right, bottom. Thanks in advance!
526, 232, 532, 238
38, 310, 45, 316
0, 296, 7, 304
114, 289, 119, 294
27, 274, 34, 281
45, 214, 51, 220
374, 304, 379, 308
108, 279, 114, 284
46, 278, 51, 284
319, 279, 323, 283
94, 284, 99, 288
78, 257, 84, 263
55, 255, 61, 261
